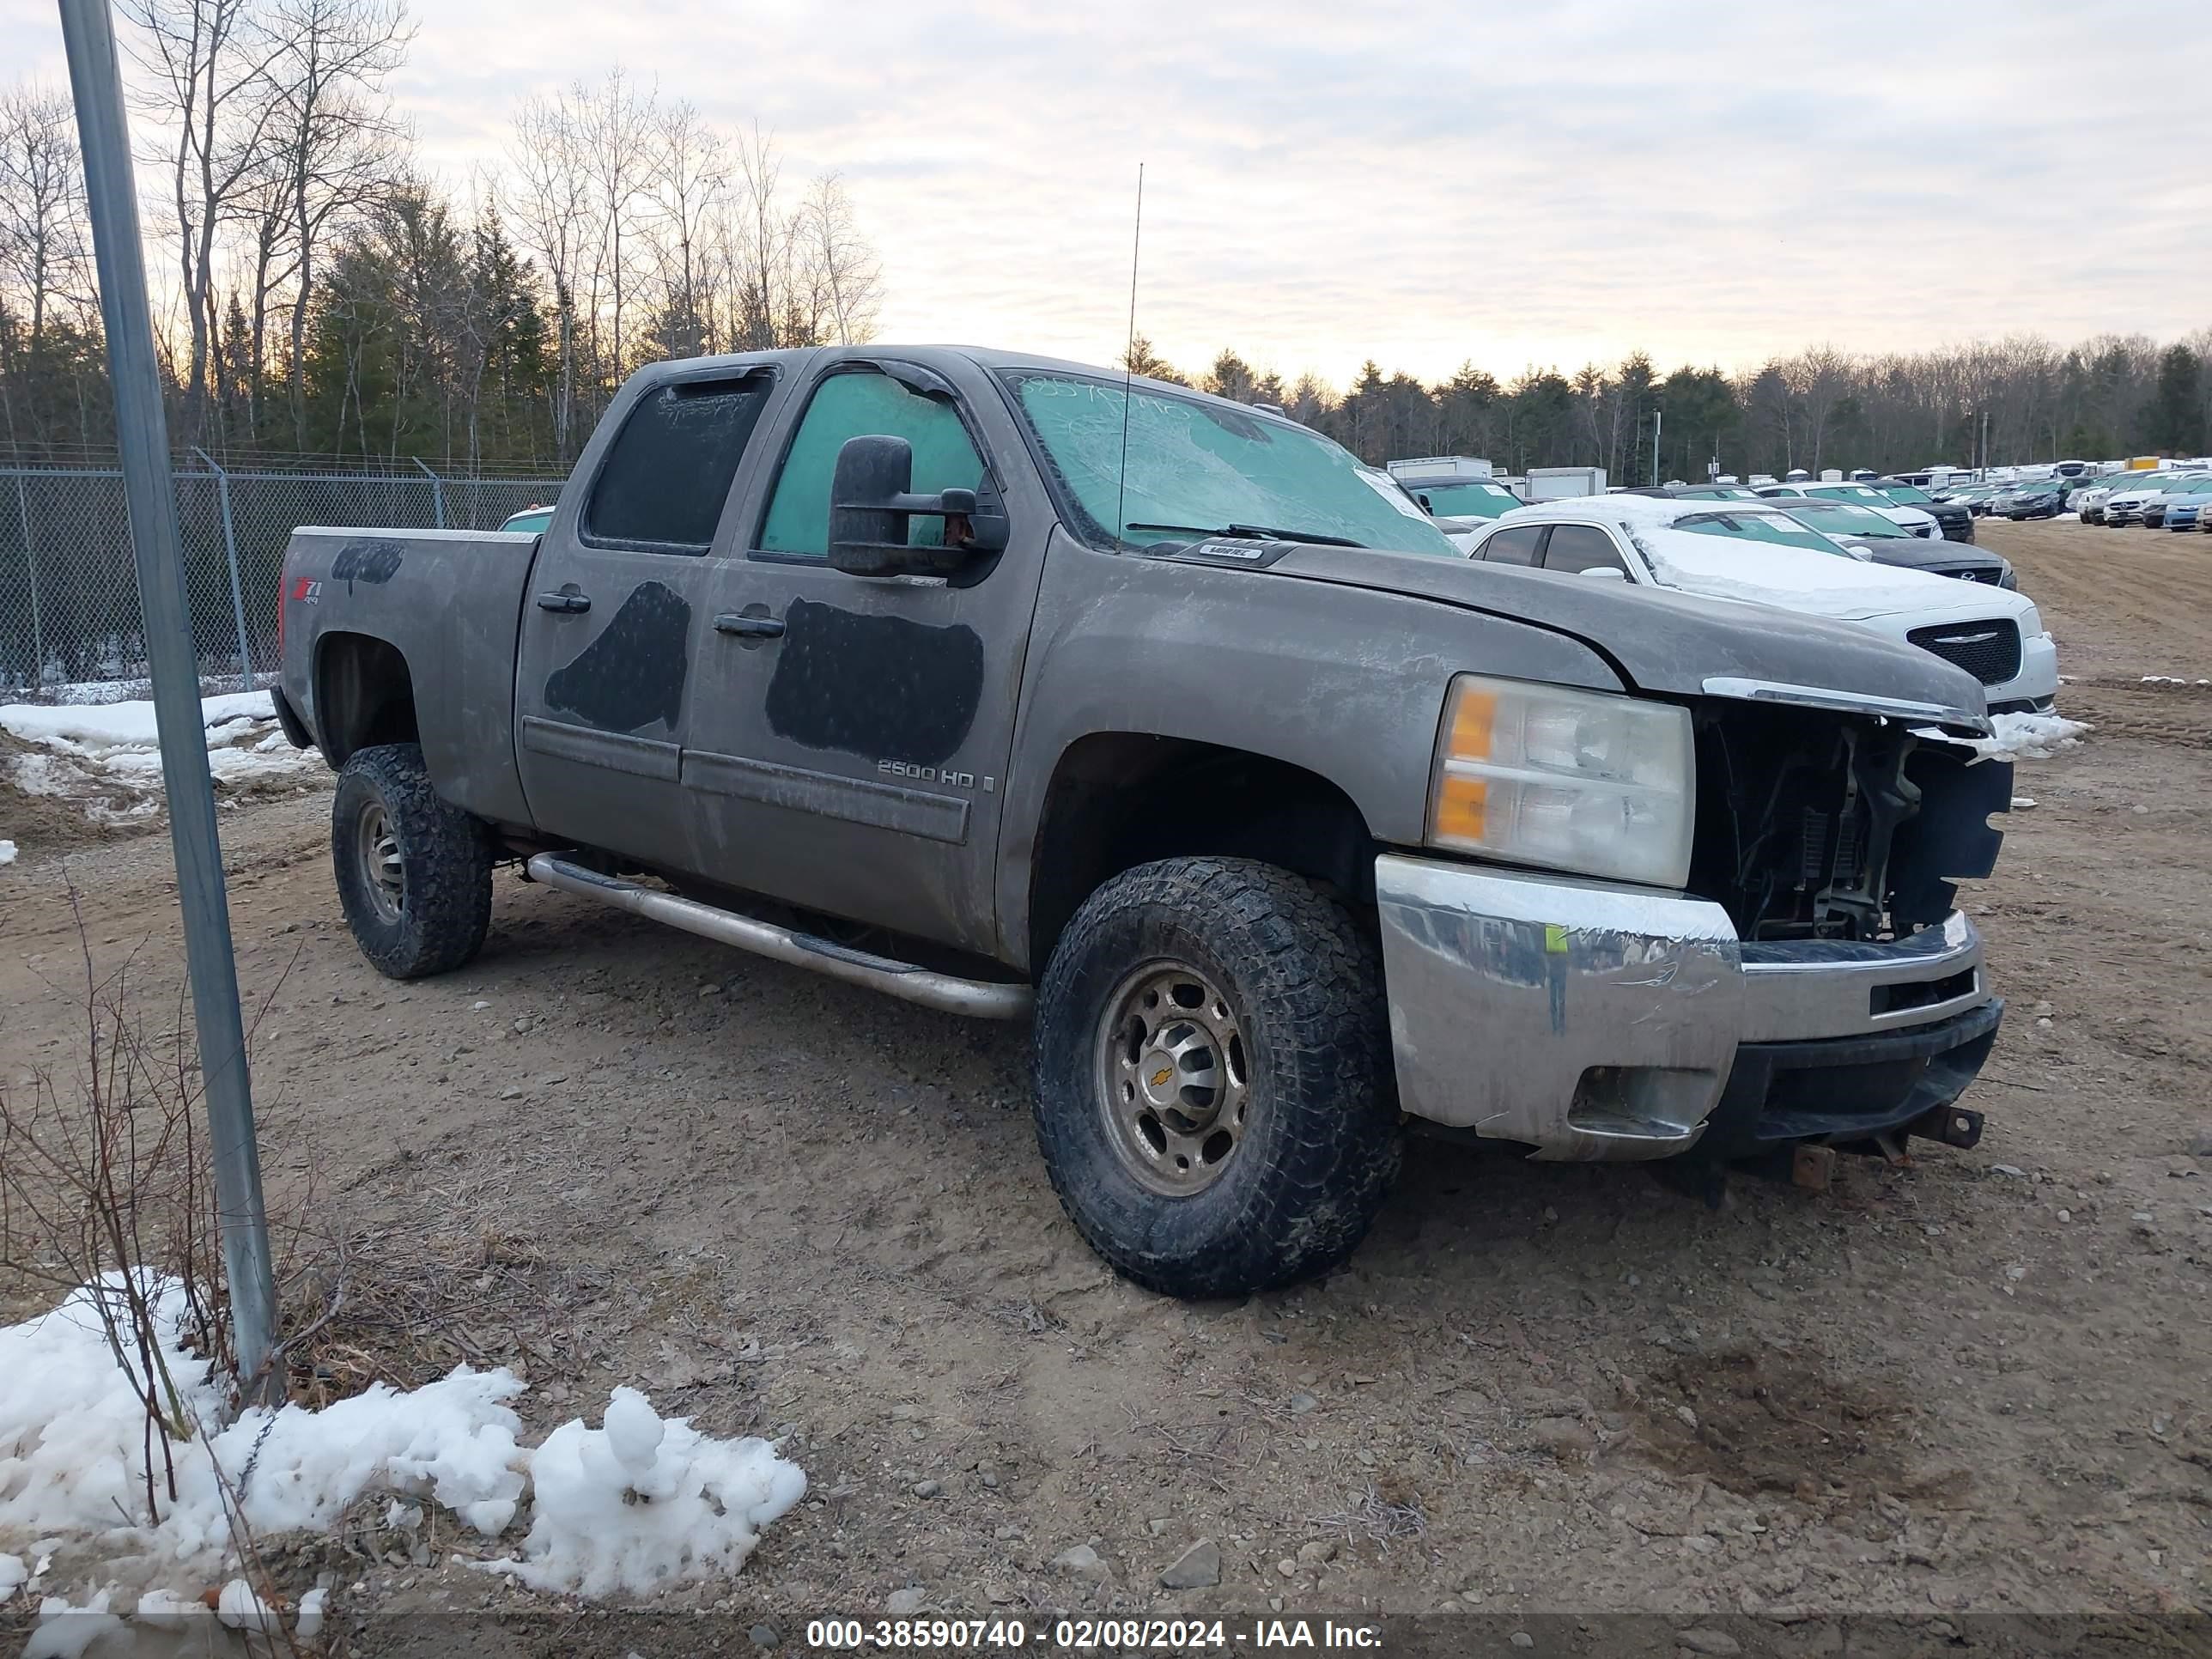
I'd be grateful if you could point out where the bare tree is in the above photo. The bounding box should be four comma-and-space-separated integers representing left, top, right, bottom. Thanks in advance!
641, 97, 726, 359
259, 0, 415, 447
0, 85, 96, 356
0, 83, 98, 448
507, 90, 592, 458
725, 120, 790, 350
577, 68, 653, 394
1784, 343, 1850, 472
799, 172, 880, 346
120, 0, 289, 442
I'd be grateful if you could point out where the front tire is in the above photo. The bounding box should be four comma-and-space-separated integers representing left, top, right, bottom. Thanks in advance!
331, 742, 492, 980
1030, 857, 1400, 1299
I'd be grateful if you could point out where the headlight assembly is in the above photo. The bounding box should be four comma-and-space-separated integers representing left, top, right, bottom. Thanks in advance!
1427, 675, 1695, 889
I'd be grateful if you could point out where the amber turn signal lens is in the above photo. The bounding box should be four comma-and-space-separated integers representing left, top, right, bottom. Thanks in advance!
1434, 774, 1487, 843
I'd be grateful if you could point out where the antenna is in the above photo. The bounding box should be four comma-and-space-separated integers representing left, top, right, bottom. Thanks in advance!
1114, 162, 1145, 550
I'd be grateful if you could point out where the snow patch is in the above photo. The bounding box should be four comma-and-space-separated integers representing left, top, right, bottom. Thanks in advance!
0, 840, 15, 866
481, 1385, 807, 1597
0, 690, 274, 750
216, 1577, 281, 1632
1, 689, 319, 823
0, 1279, 806, 1617
1916, 713, 2091, 763
1626, 520, 2014, 617
25, 1590, 124, 1659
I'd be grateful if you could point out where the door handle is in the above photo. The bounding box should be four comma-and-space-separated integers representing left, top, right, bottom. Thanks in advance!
714, 611, 785, 639
536, 586, 591, 614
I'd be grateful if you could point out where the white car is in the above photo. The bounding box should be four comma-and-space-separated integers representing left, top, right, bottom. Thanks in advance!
1462, 496, 2059, 714
1755, 481, 1943, 538
2106, 471, 2209, 527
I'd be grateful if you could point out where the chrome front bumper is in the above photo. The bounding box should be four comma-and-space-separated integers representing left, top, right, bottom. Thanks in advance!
1374, 855, 1994, 1161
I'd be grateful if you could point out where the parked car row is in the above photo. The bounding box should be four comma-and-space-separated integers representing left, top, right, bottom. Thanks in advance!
1613, 482, 2017, 588
1455, 494, 2056, 713
2069, 469, 2212, 529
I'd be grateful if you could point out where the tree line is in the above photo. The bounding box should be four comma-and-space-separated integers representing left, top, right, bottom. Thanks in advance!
1129, 332, 2212, 483
3, 5, 2207, 482
0, 0, 883, 473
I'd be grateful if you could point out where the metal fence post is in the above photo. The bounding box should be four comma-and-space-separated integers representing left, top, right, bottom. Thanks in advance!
13, 471, 43, 686
60, 0, 277, 1401
414, 457, 445, 528
191, 447, 256, 692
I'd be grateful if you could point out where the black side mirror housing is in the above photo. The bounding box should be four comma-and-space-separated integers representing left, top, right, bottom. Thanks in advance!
827, 434, 1008, 578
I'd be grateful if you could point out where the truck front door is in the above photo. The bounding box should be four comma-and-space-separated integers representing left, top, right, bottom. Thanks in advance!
680, 358, 1048, 957
514, 364, 782, 866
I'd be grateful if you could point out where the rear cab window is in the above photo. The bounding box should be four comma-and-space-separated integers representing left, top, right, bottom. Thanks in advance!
584, 374, 774, 553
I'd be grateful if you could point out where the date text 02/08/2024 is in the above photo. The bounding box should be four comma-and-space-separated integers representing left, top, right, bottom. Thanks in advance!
802, 1617, 1386, 1650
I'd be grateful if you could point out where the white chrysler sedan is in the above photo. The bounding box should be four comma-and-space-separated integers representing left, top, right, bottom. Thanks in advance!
1464, 496, 2058, 714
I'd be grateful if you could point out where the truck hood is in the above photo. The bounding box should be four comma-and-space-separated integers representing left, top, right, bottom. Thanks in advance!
1263, 544, 1990, 716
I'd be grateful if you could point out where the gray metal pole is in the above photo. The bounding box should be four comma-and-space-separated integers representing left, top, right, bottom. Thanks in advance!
192, 447, 256, 693
59, 0, 277, 1398
413, 457, 444, 528
14, 473, 43, 686
1651, 409, 1662, 489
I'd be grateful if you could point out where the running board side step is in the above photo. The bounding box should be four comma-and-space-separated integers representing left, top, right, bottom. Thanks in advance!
524, 854, 1033, 1021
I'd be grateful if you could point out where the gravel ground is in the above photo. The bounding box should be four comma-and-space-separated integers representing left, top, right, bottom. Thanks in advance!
2, 517, 2206, 1651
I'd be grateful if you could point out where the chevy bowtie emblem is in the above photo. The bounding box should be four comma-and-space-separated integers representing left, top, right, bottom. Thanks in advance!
1151, 1066, 1174, 1088
1934, 629, 2000, 645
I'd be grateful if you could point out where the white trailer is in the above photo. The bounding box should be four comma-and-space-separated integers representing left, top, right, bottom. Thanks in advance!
1387, 455, 1494, 483
1524, 466, 1607, 501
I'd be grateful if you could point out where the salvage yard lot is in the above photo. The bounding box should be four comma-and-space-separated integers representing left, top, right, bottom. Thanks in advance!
3, 519, 2208, 1634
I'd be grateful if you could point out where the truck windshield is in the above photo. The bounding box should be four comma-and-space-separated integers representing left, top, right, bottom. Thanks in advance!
998, 370, 1457, 557
1408, 481, 1520, 519
1878, 483, 1936, 504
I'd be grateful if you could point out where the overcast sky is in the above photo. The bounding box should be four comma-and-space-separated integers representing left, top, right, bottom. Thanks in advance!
8, 0, 2208, 386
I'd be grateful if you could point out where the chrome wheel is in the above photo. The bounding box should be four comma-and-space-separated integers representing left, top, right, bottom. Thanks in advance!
356, 799, 405, 924
1095, 960, 1251, 1196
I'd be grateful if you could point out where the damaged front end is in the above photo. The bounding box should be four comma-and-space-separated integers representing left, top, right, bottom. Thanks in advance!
1374, 683, 2010, 1170
1672, 693, 2012, 1172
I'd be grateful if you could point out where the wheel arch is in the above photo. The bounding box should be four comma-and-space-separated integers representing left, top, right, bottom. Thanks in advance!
1024, 732, 1382, 975
313, 631, 420, 767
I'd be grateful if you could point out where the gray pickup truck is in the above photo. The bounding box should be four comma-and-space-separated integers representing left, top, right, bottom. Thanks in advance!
274, 345, 2013, 1298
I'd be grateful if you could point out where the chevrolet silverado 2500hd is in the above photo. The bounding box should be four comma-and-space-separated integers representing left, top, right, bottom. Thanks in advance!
275, 346, 2014, 1298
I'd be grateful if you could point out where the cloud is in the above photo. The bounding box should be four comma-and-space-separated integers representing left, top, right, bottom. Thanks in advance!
6, 0, 2207, 385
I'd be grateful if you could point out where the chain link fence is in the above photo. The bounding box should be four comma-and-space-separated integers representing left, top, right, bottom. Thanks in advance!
0, 463, 564, 700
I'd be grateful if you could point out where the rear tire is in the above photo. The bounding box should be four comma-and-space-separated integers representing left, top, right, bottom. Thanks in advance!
331, 742, 492, 979
1030, 856, 1400, 1299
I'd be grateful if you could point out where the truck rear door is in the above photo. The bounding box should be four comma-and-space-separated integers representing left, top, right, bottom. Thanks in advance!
513, 363, 785, 866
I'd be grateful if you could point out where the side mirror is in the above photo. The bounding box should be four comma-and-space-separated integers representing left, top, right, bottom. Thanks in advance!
1578, 566, 1627, 581
1845, 544, 1875, 561
828, 434, 1007, 578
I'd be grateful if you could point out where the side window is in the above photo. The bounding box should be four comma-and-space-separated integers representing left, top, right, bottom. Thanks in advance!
1481, 526, 1546, 565
757, 369, 986, 558
584, 375, 772, 553
1540, 525, 1628, 576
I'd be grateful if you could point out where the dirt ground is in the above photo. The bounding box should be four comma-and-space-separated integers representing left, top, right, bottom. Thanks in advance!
2, 518, 2208, 1647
